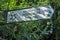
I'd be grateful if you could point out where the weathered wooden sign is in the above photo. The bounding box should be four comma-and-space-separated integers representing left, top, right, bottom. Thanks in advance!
4, 5, 54, 23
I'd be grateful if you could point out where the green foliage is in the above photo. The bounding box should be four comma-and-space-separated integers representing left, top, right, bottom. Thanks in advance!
0, 0, 49, 10
57, 0, 60, 7
8, 0, 16, 10
0, 20, 51, 40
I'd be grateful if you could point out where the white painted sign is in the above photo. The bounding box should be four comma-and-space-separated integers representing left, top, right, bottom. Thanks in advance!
7, 5, 54, 22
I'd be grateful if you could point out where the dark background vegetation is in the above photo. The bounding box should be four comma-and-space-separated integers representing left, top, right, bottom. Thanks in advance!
0, 0, 60, 40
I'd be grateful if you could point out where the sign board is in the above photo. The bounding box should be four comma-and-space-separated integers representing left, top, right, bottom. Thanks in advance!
7, 5, 54, 23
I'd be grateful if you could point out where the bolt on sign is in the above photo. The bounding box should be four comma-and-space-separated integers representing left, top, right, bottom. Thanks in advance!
3, 5, 54, 23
